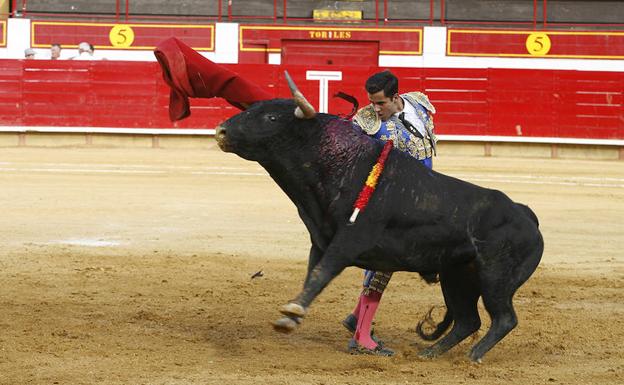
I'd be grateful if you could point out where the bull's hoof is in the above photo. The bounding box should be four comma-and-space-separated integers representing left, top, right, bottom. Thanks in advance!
279, 302, 306, 318
468, 351, 484, 364
417, 347, 440, 359
272, 316, 300, 333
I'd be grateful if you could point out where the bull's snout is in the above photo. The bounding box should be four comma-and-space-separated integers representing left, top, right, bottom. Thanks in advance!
215, 125, 229, 152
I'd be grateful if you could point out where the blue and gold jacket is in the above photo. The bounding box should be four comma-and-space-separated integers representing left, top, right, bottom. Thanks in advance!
353, 92, 436, 160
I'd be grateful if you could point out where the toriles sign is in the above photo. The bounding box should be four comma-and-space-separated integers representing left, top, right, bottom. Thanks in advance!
307, 30, 353, 39
240, 25, 422, 55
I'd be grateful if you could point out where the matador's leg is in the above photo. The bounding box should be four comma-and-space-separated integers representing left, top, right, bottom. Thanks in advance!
346, 270, 394, 356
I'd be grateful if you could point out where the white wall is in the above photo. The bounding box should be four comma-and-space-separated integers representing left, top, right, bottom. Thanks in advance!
1, 18, 30, 59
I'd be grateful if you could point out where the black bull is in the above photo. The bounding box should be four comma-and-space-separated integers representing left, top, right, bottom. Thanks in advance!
214, 85, 543, 362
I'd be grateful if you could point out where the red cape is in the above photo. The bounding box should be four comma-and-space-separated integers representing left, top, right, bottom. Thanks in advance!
154, 37, 273, 121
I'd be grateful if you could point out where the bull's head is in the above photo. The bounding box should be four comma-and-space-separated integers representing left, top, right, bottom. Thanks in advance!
215, 72, 317, 161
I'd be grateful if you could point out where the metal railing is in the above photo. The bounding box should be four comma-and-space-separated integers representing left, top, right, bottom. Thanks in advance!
6, 1, 624, 29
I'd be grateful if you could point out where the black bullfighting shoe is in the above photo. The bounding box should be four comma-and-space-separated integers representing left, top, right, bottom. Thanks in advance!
347, 338, 395, 357
342, 314, 385, 347
342, 313, 358, 333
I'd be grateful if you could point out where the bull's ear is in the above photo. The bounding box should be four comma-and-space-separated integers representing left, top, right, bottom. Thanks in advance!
284, 71, 317, 119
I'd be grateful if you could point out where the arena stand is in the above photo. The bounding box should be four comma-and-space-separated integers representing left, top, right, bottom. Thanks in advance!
0, 0, 622, 159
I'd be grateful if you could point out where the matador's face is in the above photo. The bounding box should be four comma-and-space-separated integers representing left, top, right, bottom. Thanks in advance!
367, 90, 401, 122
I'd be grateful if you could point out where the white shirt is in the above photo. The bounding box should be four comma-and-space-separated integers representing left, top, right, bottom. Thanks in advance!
72, 51, 98, 61
394, 96, 426, 137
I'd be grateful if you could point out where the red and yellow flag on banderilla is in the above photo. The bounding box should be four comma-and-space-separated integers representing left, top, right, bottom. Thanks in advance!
349, 140, 393, 223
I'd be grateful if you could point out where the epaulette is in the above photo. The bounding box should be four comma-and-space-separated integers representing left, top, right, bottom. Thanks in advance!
404, 92, 436, 114
353, 104, 381, 135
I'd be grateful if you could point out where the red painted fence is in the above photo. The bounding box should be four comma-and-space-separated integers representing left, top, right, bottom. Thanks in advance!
0, 59, 622, 140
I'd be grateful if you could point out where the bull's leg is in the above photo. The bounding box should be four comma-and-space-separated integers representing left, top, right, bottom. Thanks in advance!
273, 255, 348, 332
273, 226, 382, 334
419, 262, 481, 358
273, 244, 323, 333
292, 255, 348, 309
303, 244, 323, 288
468, 295, 516, 363
468, 232, 543, 362
466, 237, 518, 363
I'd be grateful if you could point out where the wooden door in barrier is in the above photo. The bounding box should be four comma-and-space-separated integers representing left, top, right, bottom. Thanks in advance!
281, 40, 379, 66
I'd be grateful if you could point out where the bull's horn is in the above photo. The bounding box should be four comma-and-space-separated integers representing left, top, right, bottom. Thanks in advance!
284, 71, 316, 119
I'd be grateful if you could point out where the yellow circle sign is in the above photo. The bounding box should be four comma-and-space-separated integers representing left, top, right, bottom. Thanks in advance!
109, 25, 135, 48
525, 33, 551, 56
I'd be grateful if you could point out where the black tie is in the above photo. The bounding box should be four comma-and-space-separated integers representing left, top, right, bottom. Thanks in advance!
398, 112, 437, 156
398, 112, 423, 139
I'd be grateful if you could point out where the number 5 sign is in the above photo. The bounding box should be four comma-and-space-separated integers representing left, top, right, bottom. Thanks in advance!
109, 25, 135, 48
32, 21, 215, 51
525, 33, 551, 56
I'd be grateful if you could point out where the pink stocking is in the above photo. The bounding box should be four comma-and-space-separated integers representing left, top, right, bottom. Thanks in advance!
350, 295, 362, 318
354, 291, 382, 349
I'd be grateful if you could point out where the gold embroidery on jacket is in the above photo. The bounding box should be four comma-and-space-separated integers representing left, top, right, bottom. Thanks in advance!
364, 271, 393, 294
380, 117, 433, 160
404, 92, 436, 114
354, 92, 436, 160
354, 105, 381, 135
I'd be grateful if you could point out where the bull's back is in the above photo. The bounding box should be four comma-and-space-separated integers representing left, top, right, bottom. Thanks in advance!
380, 154, 497, 230
514, 203, 540, 227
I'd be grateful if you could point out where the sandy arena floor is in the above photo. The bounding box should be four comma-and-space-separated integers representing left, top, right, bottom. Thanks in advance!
0, 144, 622, 385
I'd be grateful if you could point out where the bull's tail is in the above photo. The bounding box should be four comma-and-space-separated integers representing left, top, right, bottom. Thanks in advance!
416, 307, 453, 341
515, 203, 539, 227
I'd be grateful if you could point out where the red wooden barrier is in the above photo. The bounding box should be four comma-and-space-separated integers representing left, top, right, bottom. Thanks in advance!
0, 60, 622, 140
